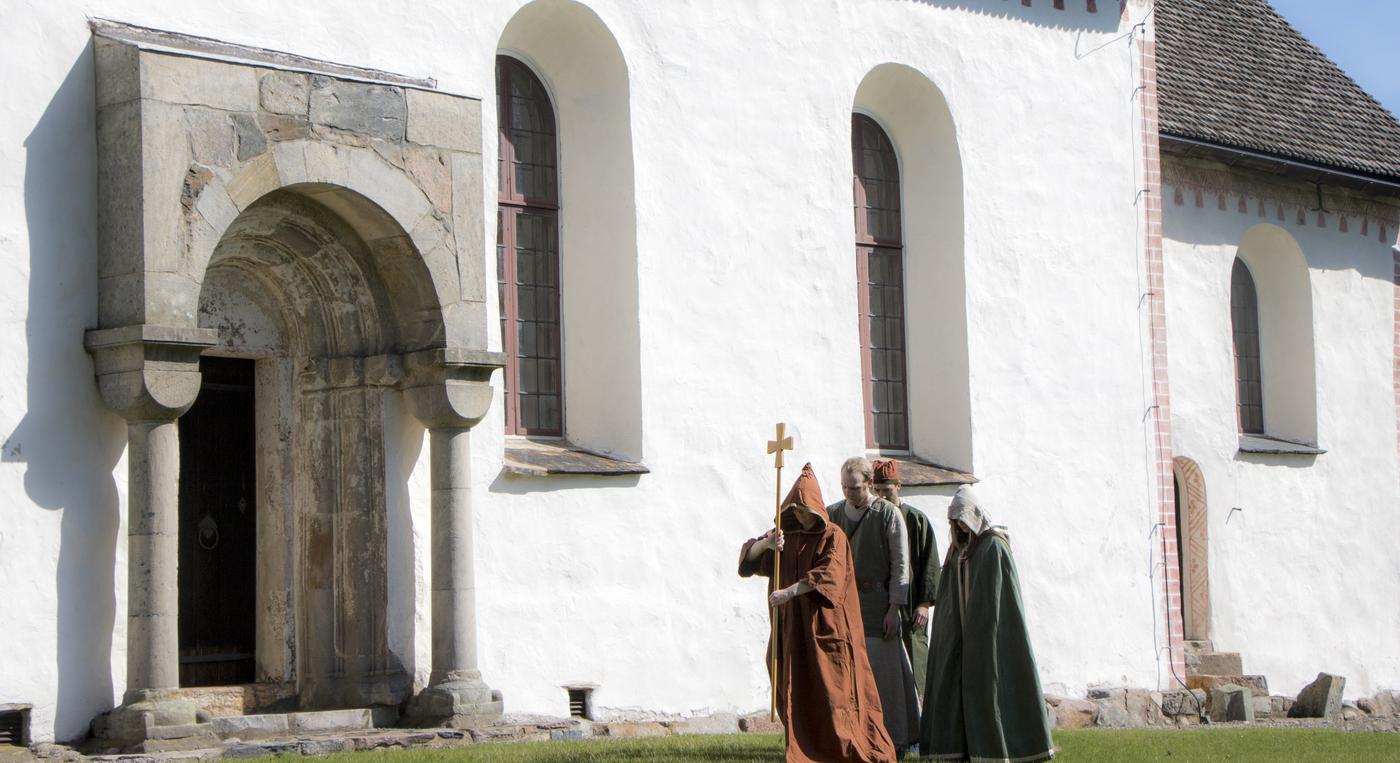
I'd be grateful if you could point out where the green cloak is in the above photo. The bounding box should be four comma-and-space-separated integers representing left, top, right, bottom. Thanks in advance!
919, 532, 1053, 763
899, 502, 940, 698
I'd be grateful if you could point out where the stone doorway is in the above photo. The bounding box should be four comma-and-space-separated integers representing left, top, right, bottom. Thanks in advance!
177, 356, 258, 688
1172, 457, 1212, 642
85, 26, 504, 747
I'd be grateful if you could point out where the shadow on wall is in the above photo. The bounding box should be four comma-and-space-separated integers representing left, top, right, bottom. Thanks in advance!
3, 44, 128, 742
899, 0, 1124, 33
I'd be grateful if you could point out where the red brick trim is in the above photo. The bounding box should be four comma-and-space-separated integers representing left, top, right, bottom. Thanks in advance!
1138, 20, 1187, 688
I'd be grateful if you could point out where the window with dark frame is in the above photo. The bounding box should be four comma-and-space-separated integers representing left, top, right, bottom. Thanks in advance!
1230, 257, 1264, 434
852, 114, 910, 451
497, 56, 563, 436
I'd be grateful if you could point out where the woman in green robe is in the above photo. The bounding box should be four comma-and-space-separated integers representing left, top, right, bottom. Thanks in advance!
919, 487, 1054, 762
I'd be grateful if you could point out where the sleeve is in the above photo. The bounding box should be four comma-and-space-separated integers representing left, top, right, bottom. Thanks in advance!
800, 529, 850, 608
887, 505, 910, 606
924, 518, 942, 606
737, 537, 774, 579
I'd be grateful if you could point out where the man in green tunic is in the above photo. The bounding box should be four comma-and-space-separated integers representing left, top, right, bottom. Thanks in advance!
872, 460, 940, 700
919, 487, 1054, 762
828, 457, 920, 753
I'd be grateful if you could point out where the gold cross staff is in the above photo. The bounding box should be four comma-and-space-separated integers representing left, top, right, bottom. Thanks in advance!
765, 422, 794, 722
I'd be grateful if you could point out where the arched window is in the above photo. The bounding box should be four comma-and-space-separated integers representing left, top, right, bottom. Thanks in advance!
1230, 257, 1264, 434
497, 55, 562, 436
852, 114, 909, 451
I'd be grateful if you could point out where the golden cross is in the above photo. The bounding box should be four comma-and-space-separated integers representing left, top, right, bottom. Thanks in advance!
767, 422, 794, 469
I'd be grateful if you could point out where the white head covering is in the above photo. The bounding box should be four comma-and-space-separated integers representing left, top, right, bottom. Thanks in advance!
947, 486, 995, 537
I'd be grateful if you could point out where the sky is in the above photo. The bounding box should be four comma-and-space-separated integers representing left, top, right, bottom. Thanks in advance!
1267, 0, 1400, 119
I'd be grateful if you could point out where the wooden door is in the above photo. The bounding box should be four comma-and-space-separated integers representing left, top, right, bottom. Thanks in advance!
178, 356, 257, 687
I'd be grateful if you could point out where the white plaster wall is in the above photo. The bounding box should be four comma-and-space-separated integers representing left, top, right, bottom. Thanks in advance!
1163, 191, 1400, 699
2, 0, 1184, 742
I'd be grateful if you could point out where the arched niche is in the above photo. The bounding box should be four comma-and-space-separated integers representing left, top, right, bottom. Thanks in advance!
498, 0, 643, 460
1234, 224, 1317, 445
853, 64, 972, 471
192, 185, 446, 708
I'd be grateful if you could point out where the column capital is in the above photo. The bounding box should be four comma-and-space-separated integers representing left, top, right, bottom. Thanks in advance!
401, 348, 505, 429
84, 324, 218, 422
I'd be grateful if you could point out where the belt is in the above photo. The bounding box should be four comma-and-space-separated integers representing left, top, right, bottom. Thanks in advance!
856, 580, 887, 593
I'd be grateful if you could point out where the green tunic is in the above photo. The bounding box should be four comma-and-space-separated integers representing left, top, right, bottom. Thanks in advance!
899, 502, 940, 699
920, 533, 1054, 763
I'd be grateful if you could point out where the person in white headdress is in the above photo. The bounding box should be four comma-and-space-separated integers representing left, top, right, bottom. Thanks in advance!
918, 486, 1054, 762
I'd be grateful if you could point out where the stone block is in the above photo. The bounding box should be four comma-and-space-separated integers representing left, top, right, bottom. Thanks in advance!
1160, 689, 1207, 718
288, 708, 374, 733
738, 712, 783, 733
310, 76, 406, 141
95, 38, 142, 108
1289, 673, 1345, 719
142, 51, 259, 112
187, 108, 235, 166
260, 71, 310, 115
226, 153, 281, 210
450, 151, 486, 300
348, 148, 430, 228
1208, 684, 1253, 723
1360, 690, 1398, 718
404, 144, 453, 214
602, 721, 670, 738
1341, 702, 1364, 721
302, 140, 351, 185
1187, 674, 1269, 698
1089, 688, 1163, 728
1048, 697, 1096, 729
1186, 651, 1243, 676
1251, 695, 1272, 718
257, 113, 310, 142
550, 728, 591, 741
233, 113, 268, 161
406, 89, 480, 152
1271, 695, 1294, 717
210, 714, 289, 739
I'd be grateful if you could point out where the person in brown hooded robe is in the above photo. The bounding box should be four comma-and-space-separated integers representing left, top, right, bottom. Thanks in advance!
739, 463, 897, 763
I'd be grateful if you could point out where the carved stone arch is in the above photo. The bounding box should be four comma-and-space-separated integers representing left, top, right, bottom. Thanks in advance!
1172, 456, 1212, 642
85, 26, 503, 740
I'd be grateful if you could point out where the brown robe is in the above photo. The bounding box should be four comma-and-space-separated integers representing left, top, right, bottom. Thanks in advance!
739, 465, 896, 763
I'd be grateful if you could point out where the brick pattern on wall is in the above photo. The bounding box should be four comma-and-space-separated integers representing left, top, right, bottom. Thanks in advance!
1138, 19, 1187, 688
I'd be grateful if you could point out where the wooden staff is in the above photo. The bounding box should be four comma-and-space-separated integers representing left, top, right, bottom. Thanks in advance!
765, 422, 793, 722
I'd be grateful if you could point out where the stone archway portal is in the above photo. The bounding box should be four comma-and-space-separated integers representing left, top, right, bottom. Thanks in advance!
84, 23, 505, 748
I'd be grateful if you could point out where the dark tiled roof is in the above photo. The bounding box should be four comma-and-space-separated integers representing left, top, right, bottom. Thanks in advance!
1156, 0, 1400, 182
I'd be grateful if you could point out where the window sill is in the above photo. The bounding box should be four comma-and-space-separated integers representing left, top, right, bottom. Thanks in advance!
884, 455, 977, 487
1237, 434, 1326, 456
503, 439, 649, 477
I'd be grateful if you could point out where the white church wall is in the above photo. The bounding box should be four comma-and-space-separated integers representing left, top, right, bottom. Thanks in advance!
1164, 189, 1400, 699
0, 0, 1184, 742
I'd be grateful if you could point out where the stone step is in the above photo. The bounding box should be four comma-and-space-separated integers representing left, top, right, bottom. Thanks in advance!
1186, 651, 1243, 676
1186, 674, 1269, 698
211, 707, 398, 741
1184, 640, 1214, 654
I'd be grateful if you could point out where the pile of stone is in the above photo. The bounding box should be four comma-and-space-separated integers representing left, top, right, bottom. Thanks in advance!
1044, 673, 1400, 729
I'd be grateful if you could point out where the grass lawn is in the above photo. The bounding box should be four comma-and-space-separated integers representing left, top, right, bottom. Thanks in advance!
300, 728, 1400, 762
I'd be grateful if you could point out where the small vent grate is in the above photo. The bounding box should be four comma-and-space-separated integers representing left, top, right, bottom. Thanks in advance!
567, 688, 593, 720
0, 707, 29, 747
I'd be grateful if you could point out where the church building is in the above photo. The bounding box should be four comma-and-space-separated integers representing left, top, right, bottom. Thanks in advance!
1, 0, 1396, 746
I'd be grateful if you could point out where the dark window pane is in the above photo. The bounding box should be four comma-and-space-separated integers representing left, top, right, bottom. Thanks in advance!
1230, 258, 1264, 434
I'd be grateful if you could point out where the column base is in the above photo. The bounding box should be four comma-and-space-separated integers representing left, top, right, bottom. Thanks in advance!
94, 690, 218, 752
403, 671, 504, 728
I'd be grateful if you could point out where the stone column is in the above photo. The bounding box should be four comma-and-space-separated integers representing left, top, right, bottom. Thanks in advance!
402, 349, 505, 727
85, 325, 217, 750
